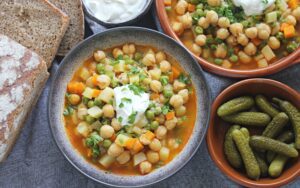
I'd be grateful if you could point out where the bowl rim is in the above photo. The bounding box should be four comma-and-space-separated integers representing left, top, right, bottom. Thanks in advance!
82, 0, 153, 27
206, 78, 300, 188
47, 26, 212, 187
155, 0, 300, 78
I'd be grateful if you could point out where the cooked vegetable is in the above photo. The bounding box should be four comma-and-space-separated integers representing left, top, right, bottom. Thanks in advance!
262, 112, 289, 138
217, 96, 255, 117
269, 154, 290, 178
255, 95, 280, 117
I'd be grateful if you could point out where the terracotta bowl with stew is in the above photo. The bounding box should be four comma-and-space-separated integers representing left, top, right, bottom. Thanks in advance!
155, 0, 300, 78
48, 27, 211, 187
207, 78, 300, 187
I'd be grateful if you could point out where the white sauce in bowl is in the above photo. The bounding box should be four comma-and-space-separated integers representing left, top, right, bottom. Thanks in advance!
83, 0, 147, 23
232, 0, 276, 16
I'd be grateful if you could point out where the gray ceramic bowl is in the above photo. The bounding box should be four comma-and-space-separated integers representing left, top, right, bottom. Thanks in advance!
48, 27, 211, 187
82, 0, 153, 27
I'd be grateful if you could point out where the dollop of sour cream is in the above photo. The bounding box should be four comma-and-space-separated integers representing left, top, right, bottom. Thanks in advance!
83, 0, 147, 23
232, 0, 276, 16
114, 85, 149, 126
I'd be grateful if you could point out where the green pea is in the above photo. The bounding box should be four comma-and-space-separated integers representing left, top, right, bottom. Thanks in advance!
86, 115, 96, 124
146, 110, 155, 120
103, 139, 112, 148
88, 100, 95, 108
163, 89, 173, 98
94, 98, 103, 107
229, 55, 238, 63
154, 107, 162, 115
194, 26, 203, 35
150, 121, 159, 130
196, 4, 203, 9
83, 97, 89, 105
96, 64, 105, 74
148, 102, 156, 108
134, 52, 143, 61
214, 59, 223, 65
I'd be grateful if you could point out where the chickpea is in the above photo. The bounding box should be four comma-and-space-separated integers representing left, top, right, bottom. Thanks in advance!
238, 51, 252, 64
207, 0, 221, 6
159, 94, 167, 103
169, 95, 184, 108
118, 73, 129, 85
86, 77, 94, 87
258, 30, 270, 40
168, 138, 180, 149
285, 15, 297, 26
237, 34, 249, 46
218, 17, 230, 28
142, 53, 156, 66
245, 27, 258, 39
139, 161, 152, 175
156, 51, 166, 63
173, 80, 186, 91
268, 36, 281, 50
150, 80, 162, 93
147, 151, 159, 164
175, 106, 186, 117
111, 118, 122, 131
206, 10, 218, 25
214, 44, 227, 58
149, 138, 162, 151
94, 50, 106, 62
68, 94, 80, 105
97, 75, 111, 89
257, 23, 271, 34
172, 22, 184, 35
244, 42, 257, 56
112, 48, 123, 59
149, 68, 161, 80
102, 104, 115, 118
292, 7, 300, 21
195, 34, 206, 46
190, 43, 202, 56
100, 125, 115, 139
178, 89, 189, 103
156, 114, 165, 124
155, 126, 167, 139
229, 23, 243, 36
226, 35, 238, 46
139, 134, 151, 145
160, 60, 171, 73
198, 17, 210, 29
116, 151, 131, 165
175, 0, 188, 15
165, 117, 178, 130
178, 13, 192, 29
122, 44, 130, 54
159, 147, 170, 161
217, 28, 230, 40
108, 143, 124, 157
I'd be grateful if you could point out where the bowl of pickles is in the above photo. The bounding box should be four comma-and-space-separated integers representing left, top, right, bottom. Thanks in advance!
206, 78, 300, 187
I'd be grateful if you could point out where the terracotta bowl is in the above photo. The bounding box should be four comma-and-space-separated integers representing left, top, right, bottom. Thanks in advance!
206, 78, 300, 187
155, 0, 300, 78
48, 27, 211, 187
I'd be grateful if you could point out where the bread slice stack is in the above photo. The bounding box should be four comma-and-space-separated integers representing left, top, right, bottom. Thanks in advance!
0, 0, 85, 67
0, 35, 49, 162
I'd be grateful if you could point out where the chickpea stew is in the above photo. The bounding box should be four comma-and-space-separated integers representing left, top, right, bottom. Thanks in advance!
165, 0, 300, 70
63, 44, 196, 175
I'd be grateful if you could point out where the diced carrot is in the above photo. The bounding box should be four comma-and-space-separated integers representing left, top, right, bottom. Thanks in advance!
67, 82, 85, 94
110, 134, 116, 142
187, 4, 196, 12
92, 89, 101, 98
164, 0, 171, 6
144, 131, 155, 141
284, 25, 296, 38
172, 67, 180, 79
168, 71, 174, 83
166, 111, 175, 120
280, 23, 290, 31
92, 75, 99, 85
288, 0, 299, 9
252, 38, 262, 46
125, 138, 136, 150
150, 93, 160, 100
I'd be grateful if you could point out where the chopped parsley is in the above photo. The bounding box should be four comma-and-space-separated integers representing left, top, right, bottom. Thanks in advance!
262, 0, 268, 4
176, 138, 182, 145
178, 73, 191, 85
119, 103, 125, 108
128, 84, 144, 96
118, 116, 123, 123
121, 97, 132, 103
128, 111, 138, 124
128, 66, 140, 75
160, 76, 169, 86
85, 132, 103, 148
63, 106, 74, 116
162, 105, 171, 115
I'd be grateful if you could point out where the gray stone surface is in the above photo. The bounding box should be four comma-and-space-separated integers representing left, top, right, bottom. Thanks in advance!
0, 7, 299, 188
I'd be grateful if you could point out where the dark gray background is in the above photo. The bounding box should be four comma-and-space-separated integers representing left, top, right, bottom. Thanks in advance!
0, 6, 299, 188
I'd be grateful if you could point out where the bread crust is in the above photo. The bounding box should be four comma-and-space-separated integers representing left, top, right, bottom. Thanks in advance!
0, 35, 49, 162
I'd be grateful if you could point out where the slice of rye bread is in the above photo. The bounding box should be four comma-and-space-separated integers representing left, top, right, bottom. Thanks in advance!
0, 0, 70, 67
48, 0, 85, 56
0, 35, 49, 162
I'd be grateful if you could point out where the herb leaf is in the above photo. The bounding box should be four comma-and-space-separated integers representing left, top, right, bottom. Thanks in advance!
128, 84, 145, 96
178, 73, 191, 85
128, 111, 138, 124
162, 105, 171, 115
